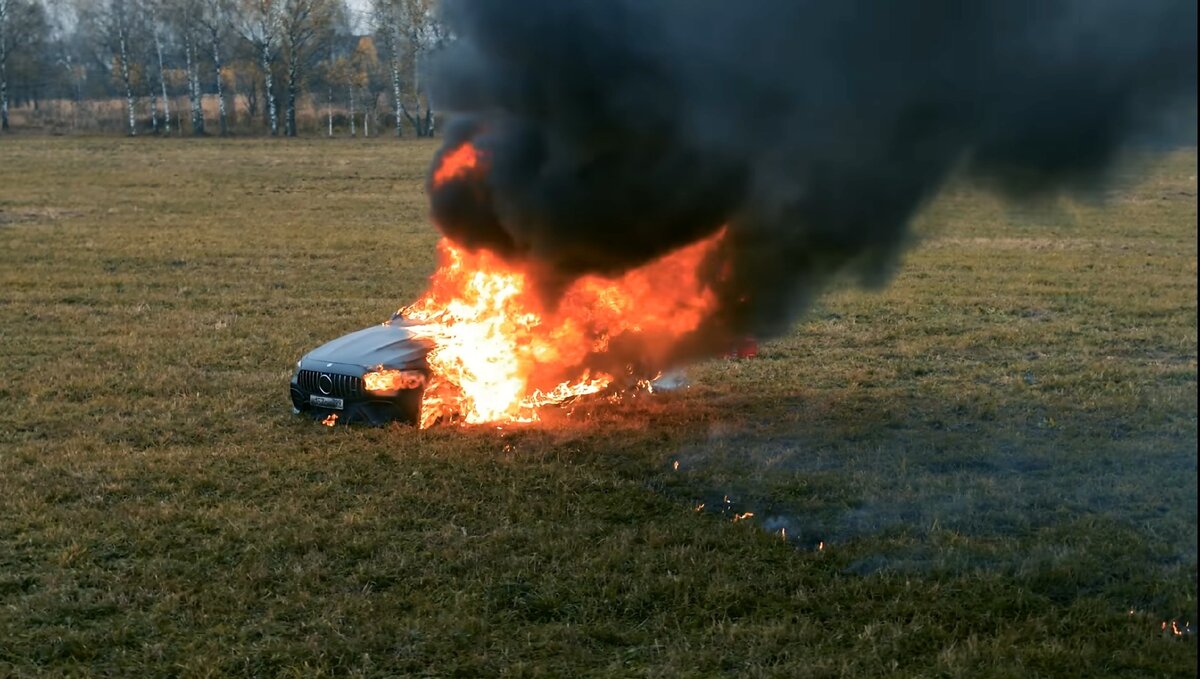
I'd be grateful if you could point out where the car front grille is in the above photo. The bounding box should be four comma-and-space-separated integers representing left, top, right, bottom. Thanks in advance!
297, 369, 363, 398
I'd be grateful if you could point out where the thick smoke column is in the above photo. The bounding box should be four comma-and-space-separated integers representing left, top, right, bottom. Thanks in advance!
427, 0, 1196, 353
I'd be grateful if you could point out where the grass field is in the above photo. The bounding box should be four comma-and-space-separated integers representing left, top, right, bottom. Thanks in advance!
0, 137, 1196, 676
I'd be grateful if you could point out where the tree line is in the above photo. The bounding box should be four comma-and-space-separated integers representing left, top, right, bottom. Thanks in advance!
0, 0, 444, 136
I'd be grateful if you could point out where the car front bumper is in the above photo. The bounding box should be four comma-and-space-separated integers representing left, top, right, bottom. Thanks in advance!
290, 366, 424, 426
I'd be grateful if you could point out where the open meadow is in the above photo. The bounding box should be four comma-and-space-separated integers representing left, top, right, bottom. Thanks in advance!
0, 137, 1196, 676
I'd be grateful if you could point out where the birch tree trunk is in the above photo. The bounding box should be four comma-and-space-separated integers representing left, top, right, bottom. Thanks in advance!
0, 0, 8, 131
69, 66, 78, 130
389, 56, 402, 137
387, 17, 403, 138
150, 91, 159, 133
1, 48, 8, 132
326, 86, 332, 136
211, 30, 228, 135
185, 34, 204, 135
285, 60, 297, 136
261, 45, 277, 135
409, 50, 423, 137
155, 26, 170, 134
348, 85, 355, 137
118, 24, 137, 136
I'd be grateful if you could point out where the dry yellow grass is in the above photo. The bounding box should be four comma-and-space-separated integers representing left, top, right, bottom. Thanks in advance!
0, 137, 1195, 676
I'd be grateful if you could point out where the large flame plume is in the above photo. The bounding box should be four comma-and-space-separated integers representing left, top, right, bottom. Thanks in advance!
402, 143, 724, 428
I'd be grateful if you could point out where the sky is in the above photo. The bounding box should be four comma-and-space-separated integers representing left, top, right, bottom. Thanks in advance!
345, 0, 372, 33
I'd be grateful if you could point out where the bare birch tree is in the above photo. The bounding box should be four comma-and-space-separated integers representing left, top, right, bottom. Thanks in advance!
371, 0, 441, 138
1, 0, 13, 131
185, 29, 203, 133
118, 5, 137, 134
150, 3, 171, 134
169, 0, 205, 134
76, 0, 142, 134
278, 0, 334, 137
370, 0, 402, 137
396, 0, 439, 137
90, 0, 142, 135
197, 0, 232, 134
235, 0, 281, 134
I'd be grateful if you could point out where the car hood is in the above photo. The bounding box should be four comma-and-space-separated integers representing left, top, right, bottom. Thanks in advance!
304, 322, 432, 369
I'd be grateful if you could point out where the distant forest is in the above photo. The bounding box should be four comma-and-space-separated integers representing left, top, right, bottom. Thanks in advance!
0, 0, 443, 137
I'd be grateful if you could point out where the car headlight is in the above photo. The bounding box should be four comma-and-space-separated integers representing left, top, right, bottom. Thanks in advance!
363, 369, 427, 393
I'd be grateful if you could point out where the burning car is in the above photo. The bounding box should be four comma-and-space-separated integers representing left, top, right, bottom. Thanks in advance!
290, 313, 433, 426
289, 222, 734, 429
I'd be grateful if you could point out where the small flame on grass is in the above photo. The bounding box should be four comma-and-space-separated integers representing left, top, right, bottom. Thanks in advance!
322, 413, 338, 427
693, 503, 705, 512
818, 541, 825, 551
732, 512, 754, 522
1162, 620, 1192, 637
672, 460, 680, 471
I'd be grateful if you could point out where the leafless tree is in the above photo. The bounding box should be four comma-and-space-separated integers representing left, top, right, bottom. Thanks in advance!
0, 0, 49, 131
169, 0, 206, 134
1, 0, 14, 130
0, 0, 424, 136
230, 56, 259, 121
235, 0, 281, 134
371, 0, 441, 137
44, 0, 84, 130
353, 34, 386, 137
148, 1, 171, 133
370, 0, 401, 137
197, 0, 232, 134
398, 0, 440, 136
278, 0, 335, 137
88, 0, 143, 135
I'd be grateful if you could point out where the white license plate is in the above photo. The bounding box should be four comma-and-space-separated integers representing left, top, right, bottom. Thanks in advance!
309, 395, 344, 410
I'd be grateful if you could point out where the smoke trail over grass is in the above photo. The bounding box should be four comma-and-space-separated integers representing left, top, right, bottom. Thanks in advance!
427, 0, 1196, 352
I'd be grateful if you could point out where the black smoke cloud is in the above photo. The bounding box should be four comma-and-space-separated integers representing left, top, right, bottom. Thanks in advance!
427, 0, 1196, 352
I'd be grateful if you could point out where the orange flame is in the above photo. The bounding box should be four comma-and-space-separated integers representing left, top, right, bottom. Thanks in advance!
405, 143, 726, 427
403, 232, 723, 427
432, 144, 479, 187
